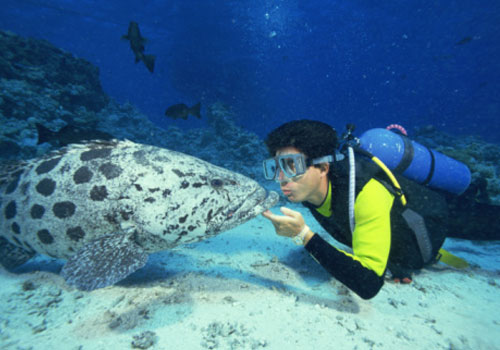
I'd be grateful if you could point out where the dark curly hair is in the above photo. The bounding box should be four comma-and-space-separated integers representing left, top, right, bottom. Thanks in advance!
265, 120, 338, 162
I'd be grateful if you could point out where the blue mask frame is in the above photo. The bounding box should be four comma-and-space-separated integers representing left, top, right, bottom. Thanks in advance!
263, 154, 334, 181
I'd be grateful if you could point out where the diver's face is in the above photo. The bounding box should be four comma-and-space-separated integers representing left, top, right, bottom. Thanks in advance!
275, 147, 324, 204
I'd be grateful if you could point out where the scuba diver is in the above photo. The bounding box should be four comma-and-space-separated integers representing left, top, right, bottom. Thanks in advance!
261, 120, 500, 300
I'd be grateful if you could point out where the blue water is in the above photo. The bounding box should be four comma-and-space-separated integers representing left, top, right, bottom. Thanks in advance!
2, 0, 499, 142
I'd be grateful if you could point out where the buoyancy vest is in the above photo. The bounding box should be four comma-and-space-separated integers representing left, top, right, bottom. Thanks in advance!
304, 156, 449, 269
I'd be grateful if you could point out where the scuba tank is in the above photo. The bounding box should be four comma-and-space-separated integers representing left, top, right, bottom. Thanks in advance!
338, 124, 470, 268
358, 127, 471, 195
340, 124, 408, 234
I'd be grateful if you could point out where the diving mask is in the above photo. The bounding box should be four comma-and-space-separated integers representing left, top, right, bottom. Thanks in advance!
263, 153, 334, 182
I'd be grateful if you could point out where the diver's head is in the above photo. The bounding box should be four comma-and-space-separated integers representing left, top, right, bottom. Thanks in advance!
264, 119, 338, 168
263, 120, 337, 204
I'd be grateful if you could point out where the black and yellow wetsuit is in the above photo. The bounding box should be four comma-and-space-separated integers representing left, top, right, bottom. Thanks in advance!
303, 157, 449, 299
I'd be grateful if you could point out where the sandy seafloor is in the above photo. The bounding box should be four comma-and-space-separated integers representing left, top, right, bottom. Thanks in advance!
0, 203, 499, 350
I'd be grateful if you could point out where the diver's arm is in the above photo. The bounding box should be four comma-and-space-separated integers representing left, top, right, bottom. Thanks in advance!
305, 235, 384, 299
305, 179, 394, 299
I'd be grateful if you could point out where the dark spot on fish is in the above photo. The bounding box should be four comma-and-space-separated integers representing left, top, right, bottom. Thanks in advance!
74, 166, 93, 184
148, 188, 160, 193
53, 201, 76, 218
90, 185, 108, 201
134, 184, 143, 191
179, 214, 188, 223
120, 209, 133, 220
5, 201, 16, 219
144, 197, 155, 203
162, 189, 171, 197
170, 204, 180, 211
172, 169, 185, 177
59, 163, 71, 174
36, 178, 56, 196
5, 170, 23, 194
211, 179, 223, 188
35, 157, 62, 175
193, 183, 204, 188
80, 148, 112, 161
181, 181, 189, 189
133, 150, 147, 161
99, 162, 122, 180
11, 222, 20, 234
207, 209, 213, 222
105, 213, 118, 224
37, 229, 54, 244
21, 182, 30, 195
30, 204, 45, 219
163, 224, 180, 235
67, 226, 86, 241
188, 225, 196, 231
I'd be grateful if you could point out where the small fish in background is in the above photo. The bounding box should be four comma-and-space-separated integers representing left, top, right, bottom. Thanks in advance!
455, 36, 473, 45
122, 21, 156, 73
165, 102, 201, 120
36, 123, 114, 147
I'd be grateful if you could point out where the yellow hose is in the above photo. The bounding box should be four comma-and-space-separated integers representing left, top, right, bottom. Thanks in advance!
371, 156, 407, 206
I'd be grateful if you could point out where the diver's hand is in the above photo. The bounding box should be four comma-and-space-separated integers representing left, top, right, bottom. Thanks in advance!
262, 207, 306, 238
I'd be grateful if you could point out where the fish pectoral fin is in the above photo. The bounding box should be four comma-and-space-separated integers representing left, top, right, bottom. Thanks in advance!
0, 237, 36, 271
60, 234, 148, 291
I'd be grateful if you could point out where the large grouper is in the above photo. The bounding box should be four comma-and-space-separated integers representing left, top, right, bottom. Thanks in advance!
0, 139, 278, 291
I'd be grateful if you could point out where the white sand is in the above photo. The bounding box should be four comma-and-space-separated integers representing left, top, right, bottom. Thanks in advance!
1, 206, 499, 350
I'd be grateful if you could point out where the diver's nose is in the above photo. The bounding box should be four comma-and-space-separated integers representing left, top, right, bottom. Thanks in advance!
276, 170, 290, 184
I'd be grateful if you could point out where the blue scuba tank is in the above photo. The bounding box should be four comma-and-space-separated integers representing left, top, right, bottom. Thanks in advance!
359, 128, 471, 195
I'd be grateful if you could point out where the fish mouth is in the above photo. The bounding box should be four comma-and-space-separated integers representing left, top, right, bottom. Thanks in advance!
253, 190, 280, 213
224, 189, 279, 222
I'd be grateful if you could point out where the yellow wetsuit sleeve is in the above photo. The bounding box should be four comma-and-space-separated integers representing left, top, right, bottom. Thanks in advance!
339, 179, 394, 276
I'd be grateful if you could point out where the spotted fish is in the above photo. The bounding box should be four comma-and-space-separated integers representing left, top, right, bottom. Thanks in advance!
0, 140, 278, 290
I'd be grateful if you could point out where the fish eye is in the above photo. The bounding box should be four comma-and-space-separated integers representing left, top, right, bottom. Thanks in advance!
211, 179, 224, 188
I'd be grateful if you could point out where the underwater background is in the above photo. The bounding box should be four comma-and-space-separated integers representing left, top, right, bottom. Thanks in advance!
1, 2, 500, 350
2, 0, 500, 142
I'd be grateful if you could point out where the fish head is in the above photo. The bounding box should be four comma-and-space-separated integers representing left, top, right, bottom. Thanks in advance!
168, 160, 279, 236
201, 168, 279, 234
130, 152, 278, 248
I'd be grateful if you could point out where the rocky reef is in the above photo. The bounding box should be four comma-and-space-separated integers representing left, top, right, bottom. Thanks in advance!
0, 30, 110, 158
414, 126, 500, 203
0, 30, 267, 181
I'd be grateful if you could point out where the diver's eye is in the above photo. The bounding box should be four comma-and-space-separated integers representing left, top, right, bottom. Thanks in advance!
210, 179, 224, 188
